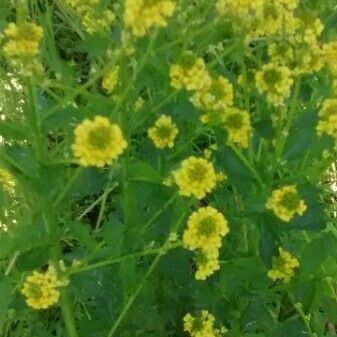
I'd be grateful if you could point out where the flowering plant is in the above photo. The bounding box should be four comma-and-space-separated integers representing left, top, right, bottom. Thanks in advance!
1, 1, 337, 336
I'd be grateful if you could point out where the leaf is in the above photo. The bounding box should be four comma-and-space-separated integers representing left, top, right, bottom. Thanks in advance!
0, 120, 29, 141
259, 220, 279, 268
16, 246, 51, 271
102, 217, 124, 257
289, 184, 326, 231
297, 234, 333, 278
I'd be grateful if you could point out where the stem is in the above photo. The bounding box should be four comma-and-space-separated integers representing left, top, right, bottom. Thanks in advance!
229, 144, 264, 187
140, 193, 178, 234
68, 241, 183, 275
60, 288, 80, 337
106, 212, 187, 337
53, 167, 84, 207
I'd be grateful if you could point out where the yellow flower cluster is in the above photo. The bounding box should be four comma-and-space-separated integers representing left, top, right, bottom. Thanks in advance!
172, 157, 224, 199
102, 66, 119, 94
124, 0, 176, 37
21, 267, 61, 310
3, 22, 43, 58
216, 0, 264, 19
323, 42, 337, 76
268, 247, 299, 283
183, 207, 229, 251
222, 108, 252, 149
64, 0, 115, 34
148, 114, 179, 149
72, 115, 127, 168
184, 310, 224, 337
265, 185, 307, 222
255, 63, 293, 107
316, 99, 337, 143
183, 207, 229, 280
190, 76, 234, 112
2, 21, 43, 74
0, 168, 15, 192
170, 57, 212, 92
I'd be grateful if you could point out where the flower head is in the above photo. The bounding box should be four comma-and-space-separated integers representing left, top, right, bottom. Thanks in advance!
172, 157, 224, 199
222, 108, 252, 148
148, 114, 179, 149
255, 63, 293, 106
124, 0, 176, 37
21, 267, 61, 310
3, 22, 43, 58
190, 76, 233, 111
183, 206, 229, 251
184, 310, 222, 337
72, 116, 127, 167
265, 185, 307, 222
316, 99, 337, 143
195, 248, 221, 281
65, 0, 115, 34
268, 247, 299, 283
170, 57, 212, 92
102, 66, 119, 93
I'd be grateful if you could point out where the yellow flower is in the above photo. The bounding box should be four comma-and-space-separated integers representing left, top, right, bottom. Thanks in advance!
255, 63, 293, 106
190, 76, 233, 111
323, 42, 337, 76
21, 267, 61, 310
222, 108, 252, 149
172, 157, 224, 199
65, 0, 115, 34
184, 310, 219, 337
0, 168, 15, 192
183, 206, 229, 251
124, 0, 176, 37
268, 247, 299, 283
148, 114, 179, 149
102, 66, 119, 93
72, 115, 127, 167
316, 99, 337, 143
216, 0, 264, 19
3, 22, 43, 58
265, 185, 307, 222
170, 57, 212, 92
195, 248, 221, 281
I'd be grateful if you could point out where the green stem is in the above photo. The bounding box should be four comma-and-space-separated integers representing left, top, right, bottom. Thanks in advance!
229, 144, 264, 187
53, 167, 84, 207
60, 288, 80, 337
140, 193, 178, 234
68, 241, 183, 275
106, 212, 187, 337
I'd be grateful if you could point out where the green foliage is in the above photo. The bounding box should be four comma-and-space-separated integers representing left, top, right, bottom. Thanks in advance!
0, 1, 337, 337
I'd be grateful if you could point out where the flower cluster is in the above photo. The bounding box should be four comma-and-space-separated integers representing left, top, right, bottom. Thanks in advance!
102, 66, 119, 94
190, 76, 234, 112
265, 185, 307, 222
2, 22, 43, 74
255, 63, 294, 107
124, 0, 176, 37
316, 99, 337, 144
64, 0, 115, 34
148, 114, 179, 149
268, 247, 299, 283
72, 115, 127, 168
184, 310, 225, 337
222, 108, 252, 149
170, 55, 251, 148
183, 206, 229, 280
172, 157, 224, 199
21, 267, 61, 310
170, 57, 211, 92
